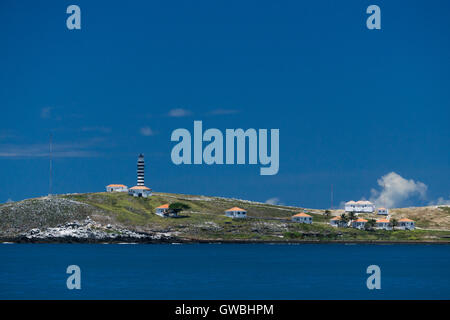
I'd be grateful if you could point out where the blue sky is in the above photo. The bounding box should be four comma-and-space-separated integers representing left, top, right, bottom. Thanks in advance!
0, 0, 449, 208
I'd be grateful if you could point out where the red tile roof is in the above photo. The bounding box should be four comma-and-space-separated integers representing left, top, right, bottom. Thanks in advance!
226, 207, 246, 212
130, 186, 151, 190
293, 213, 312, 217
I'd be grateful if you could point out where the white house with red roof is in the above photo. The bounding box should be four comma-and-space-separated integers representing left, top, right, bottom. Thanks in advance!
330, 216, 346, 227
351, 218, 368, 229
129, 186, 152, 198
376, 218, 392, 230
225, 207, 247, 218
155, 204, 177, 217
106, 184, 128, 192
292, 213, 312, 224
397, 218, 415, 230
377, 207, 389, 215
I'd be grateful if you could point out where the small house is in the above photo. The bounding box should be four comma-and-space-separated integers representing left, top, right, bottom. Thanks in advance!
377, 207, 389, 215
225, 207, 247, 218
128, 186, 152, 198
397, 218, 415, 230
376, 218, 392, 230
106, 184, 128, 193
155, 204, 177, 218
351, 218, 368, 230
330, 216, 346, 227
292, 213, 312, 224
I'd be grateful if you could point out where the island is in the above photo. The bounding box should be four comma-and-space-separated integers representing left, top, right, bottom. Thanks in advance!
0, 192, 449, 244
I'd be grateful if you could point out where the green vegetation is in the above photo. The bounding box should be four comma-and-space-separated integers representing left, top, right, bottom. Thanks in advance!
60, 192, 450, 242
169, 202, 191, 214
1, 192, 449, 243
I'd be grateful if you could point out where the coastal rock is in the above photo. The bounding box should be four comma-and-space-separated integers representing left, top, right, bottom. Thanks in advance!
17, 221, 176, 244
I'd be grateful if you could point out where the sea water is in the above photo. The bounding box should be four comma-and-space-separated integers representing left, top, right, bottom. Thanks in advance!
0, 243, 449, 299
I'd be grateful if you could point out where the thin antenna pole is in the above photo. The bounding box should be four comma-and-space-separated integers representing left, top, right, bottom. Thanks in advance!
331, 184, 333, 210
49, 133, 52, 196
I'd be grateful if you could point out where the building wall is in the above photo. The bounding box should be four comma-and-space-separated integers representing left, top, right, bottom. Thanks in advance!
293, 217, 312, 224
226, 211, 246, 218
106, 186, 128, 192
330, 220, 344, 227
398, 222, 415, 230
352, 222, 366, 229
129, 189, 152, 198
376, 223, 392, 230
345, 204, 375, 213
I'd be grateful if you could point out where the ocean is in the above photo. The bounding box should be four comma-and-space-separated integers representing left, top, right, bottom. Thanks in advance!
0, 243, 449, 299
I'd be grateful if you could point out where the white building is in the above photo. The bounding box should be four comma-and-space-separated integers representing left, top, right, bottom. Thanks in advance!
330, 216, 346, 227
351, 218, 368, 230
128, 186, 152, 198
376, 218, 392, 230
106, 184, 128, 192
345, 200, 375, 213
225, 207, 247, 218
377, 207, 389, 215
397, 218, 415, 230
292, 213, 312, 224
155, 204, 177, 218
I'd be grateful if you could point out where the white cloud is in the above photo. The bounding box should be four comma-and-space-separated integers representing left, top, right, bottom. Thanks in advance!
265, 197, 281, 205
168, 108, 192, 117
428, 197, 450, 206
369, 172, 428, 208
140, 127, 155, 136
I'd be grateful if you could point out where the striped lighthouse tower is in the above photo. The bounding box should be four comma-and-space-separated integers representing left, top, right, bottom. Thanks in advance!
137, 154, 145, 186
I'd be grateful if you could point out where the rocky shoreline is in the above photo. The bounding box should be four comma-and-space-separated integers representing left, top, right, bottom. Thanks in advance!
1, 216, 449, 245
0, 217, 178, 244
2, 238, 450, 244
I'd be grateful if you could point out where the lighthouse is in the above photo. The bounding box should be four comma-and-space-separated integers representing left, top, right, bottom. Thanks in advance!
128, 153, 152, 198
137, 154, 145, 186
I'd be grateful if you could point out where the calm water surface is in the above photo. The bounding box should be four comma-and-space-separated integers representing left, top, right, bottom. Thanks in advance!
0, 243, 449, 299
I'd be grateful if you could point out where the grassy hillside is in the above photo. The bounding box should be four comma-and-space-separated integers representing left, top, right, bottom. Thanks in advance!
1, 192, 449, 242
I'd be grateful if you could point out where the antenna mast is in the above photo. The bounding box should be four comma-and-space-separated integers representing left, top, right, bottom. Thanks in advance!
49, 133, 52, 196
330, 184, 333, 210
